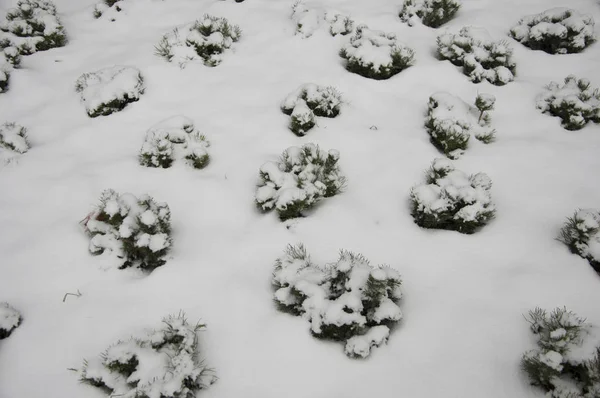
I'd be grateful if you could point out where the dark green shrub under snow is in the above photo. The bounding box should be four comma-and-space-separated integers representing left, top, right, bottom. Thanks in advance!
399, 0, 461, 28
281, 84, 342, 136
521, 307, 600, 397
155, 15, 241, 67
510, 8, 595, 55
0, 122, 30, 155
273, 244, 403, 358
410, 158, 495, 234
0, 44, 21, 93
75, 66, 145, 117
425, 92, 496, 159
255, 143, 346, 221
140, 116, 210, 169
83, 189, 172, 271
536, 75, 600, 131
340, 26, 415, 80
0, 302, 21, 340
93, 0, 125, 20
0, 0, 67, 55
437, 26, 516, 85
291, 2, 354, 38
79, 312, 215, 398
558, 209, 600, 274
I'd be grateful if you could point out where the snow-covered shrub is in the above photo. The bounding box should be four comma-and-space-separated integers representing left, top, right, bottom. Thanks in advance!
139, 116, 210, 169
0, 0, 67, 55
281, 84, 342, 136
0, 44, 21, 93
155, 15, 241, 67
83, 189, 172, 271
79, 312, 215, 398
93, 0, 126, 21
75, 66, 145, 118
0, 303, 21, 340
291, 2, 354, 38
536, 75, 600, 131
510, 8, 595, 55
273, 244, 403, 358
425, 92, 496, 159
0, 122, 30, 156
437, 26, 516, 85
325, 12, 354, 36
558, 209, 600, 274
410, 158, 495, 234
399, 0, 461, 28
255, 143, 346, 221
521, 307, 600, 397
340, 26, 415, 80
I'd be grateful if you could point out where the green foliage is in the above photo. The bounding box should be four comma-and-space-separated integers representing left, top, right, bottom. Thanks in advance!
557, 209, 600, 274
399, 0, 461, 28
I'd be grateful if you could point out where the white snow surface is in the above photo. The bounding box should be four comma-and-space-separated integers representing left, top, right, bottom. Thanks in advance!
1, 0, 600, 397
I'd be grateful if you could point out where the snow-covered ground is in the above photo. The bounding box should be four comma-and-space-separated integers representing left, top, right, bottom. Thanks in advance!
1, 0, 600, 397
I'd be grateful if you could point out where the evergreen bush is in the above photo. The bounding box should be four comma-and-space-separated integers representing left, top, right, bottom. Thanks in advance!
93, 0, 125, 21
510, 8, 595, 54
273, 244, 403, 358
0, 44, 21, 93
155, 15, 241, 67
326, 12, 354, 36
410, 158, 495, 234
0, 122, 30, 155
0, 302, 21, 340
79, 312, 215, 398
437, 26, 516, 85
340, 26, 415, 80
536, 75, 600, 131
558, 209, 600, 274
255, 143, 346, 221
0, 0, 67, 55
399, 0, 461, 28
425, 92, 496, 159
139, 116, 210, 169
83, 189, 172, 271
75, 66, 145, 118
521, 307, 600, 397
291, 2, 354, 37
281, 84, 342, 136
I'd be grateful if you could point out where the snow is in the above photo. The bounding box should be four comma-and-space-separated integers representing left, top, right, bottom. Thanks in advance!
0, 303, 21, 336
1, 0, 600, 396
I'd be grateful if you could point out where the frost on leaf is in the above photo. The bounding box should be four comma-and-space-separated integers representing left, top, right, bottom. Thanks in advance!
340, 26, 415, 80
510, 8, 595, 54
410, 158, 495, 234
79, 312, 215, 398
255, 143, 346, 221
536, 75, 600, 131
425, 92, 496, 159
139, 116, 210, 169
0, 0, 67, 56
399, 0, 461, 28
84, 189, 172, 271
281, 84, 342, 136
75, 66, 145, 118
437, 26, 516, 85
155, 15, 241, 67
558, 209, 600, 274
0, 302, 22, 340
273, 245, 403, 358
521, 307, 600, 397
0, 122, 30, 165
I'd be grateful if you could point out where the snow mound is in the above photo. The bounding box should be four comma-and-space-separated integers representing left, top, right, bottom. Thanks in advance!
291, 2, 355, 38
521, 307, 600, 397
0, 0, 67, 56
281, 83, 342, 136
437, 26, 516, 85
140, 116, 210, 169
0, 302, 21, 340
75, 65, 145, 118
425, 92, 496, 159
536, 75, 600, 131
510, 8, 595, 54
84, 189, 172, 271
273, 245, 403, 358
255, 143, 346, 221
340, 26, 415, 80
155, 15, 241, 67
399, 0, 461, 28
410, 158, 495, 234
79, 312, 215, 398
558, 209, 600, 274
